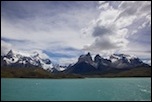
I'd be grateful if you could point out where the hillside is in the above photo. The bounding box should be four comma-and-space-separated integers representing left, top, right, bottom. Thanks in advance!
1, 51, 151, 78
84, 67, 151, 77
1, 67, 83, 78
1, 66, 151, 78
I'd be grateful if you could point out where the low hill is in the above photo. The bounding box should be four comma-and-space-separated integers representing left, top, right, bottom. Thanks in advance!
1, 67, 83, 78
84, 67, 151, 77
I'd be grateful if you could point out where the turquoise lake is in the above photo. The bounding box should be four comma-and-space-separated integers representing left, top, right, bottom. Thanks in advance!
1, 78, 151, 101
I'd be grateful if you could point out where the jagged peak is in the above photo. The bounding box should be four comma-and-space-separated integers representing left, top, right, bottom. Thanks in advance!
86, 52, 91, 56
110, 53, 138, 60
94, 54, 102, 62
78, 52, 93, 63
7, 49, 13, 56
95, 54, 101, 58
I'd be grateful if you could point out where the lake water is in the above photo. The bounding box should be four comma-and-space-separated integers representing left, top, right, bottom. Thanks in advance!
1, 78, 151, 101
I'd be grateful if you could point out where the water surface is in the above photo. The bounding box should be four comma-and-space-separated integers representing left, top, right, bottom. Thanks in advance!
1, 78, 151, 101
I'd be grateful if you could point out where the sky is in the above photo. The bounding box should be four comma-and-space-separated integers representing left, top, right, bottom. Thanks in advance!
1, 1, 151, 65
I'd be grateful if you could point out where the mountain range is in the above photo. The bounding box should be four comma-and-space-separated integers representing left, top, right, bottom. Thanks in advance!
1, 50, 151, 77
1, 50, 66, 72
64, 52, 150, 74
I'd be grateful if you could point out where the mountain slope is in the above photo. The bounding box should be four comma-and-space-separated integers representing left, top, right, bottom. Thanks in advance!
65, 62, 96, 74
84, 67, 151, 77
65, 52, 150, 74
109, 54, 147, 68
1, 50, 54, 71
1, 50, 150, 77
1, 66, 84, 78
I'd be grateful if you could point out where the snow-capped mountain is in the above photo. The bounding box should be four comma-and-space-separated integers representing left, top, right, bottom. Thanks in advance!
53, 64, 67, 71
65, 52, 150, 74
76, 53, 144, 69
109, 54, 144, 68
1, 50, 149, 74
1, 50, 54, 71
94, 54, 111, 68
78, 52, 96, 67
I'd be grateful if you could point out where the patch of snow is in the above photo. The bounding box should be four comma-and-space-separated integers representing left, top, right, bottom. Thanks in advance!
13, 50, 31, 57
111, 58, 117, 63
58, 67, 66, 71
3, 49, 54, 70
23, 61, 26, 64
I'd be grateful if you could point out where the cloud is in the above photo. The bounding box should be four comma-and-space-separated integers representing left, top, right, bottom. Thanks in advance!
84, 37, 119, 51
82, 1, 151, 59
92, 25, 112, 37
58, 57, 78, 66
146, 60, 151, 66
1, 1, 99, 59
1, 1, 151, 65
118, 1, 151, 17
1, 40, 12, 55
121, 49, 151, 66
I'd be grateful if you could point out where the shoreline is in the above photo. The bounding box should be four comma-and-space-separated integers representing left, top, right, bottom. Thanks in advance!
1, 76, 151, 79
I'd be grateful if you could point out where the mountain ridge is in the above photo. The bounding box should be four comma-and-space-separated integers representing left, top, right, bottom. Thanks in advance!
1, 50, 151, 77
64, 52, 150, 74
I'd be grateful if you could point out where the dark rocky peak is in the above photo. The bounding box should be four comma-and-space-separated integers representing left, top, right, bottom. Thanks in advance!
94, 54, 102, 62
86, 52, 91, 56
78, 52, 93, 63
6, 50, 14, 57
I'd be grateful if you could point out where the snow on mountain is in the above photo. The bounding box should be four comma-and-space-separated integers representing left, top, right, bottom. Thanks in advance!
110, 54, 137, 60
2, 49, 54, 71
2, 50, 149, 74
94, 54, 111, 66
78, 52, 96, 67
53, 64, 67, 71
69, 52, 147, 73
109, 54, 143, 68
78, 52, 93, 63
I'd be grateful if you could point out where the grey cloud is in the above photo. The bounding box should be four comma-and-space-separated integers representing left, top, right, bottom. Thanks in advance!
83, 1, 150, 63
125, 50, 151, 54
140, 2, 151, 12
1, 40, 12, 55
117, 1, 151, 20
85, 12, 119, 51
84, 37, 119, 52
92, 25, 111, 37
93, 37, 118, 49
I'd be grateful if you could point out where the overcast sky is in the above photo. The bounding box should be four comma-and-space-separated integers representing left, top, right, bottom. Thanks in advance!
1, 1, 151, 65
